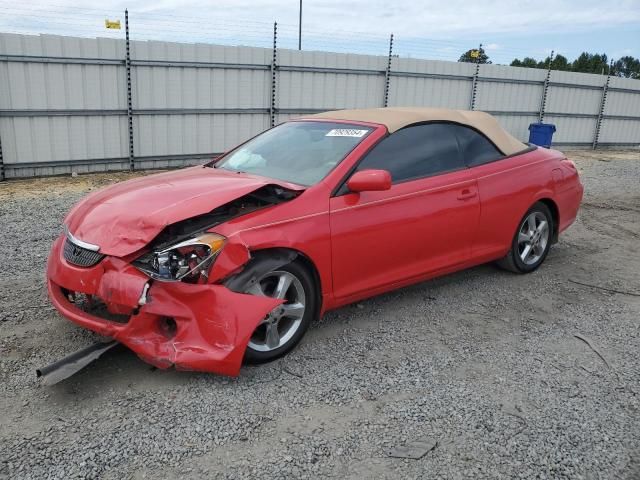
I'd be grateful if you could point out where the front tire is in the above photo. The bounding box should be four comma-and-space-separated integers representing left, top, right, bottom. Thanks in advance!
497, 202, 553, 273
244, 261, 316, 363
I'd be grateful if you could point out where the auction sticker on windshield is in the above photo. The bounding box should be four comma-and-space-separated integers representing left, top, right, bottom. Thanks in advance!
325, 129, 369, 137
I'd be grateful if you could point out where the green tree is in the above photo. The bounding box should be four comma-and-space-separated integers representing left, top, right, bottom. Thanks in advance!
506, 52, 640, 77
572, 52, 609, 74
510, 57, 538, 68
551, 54, 570, 71
458, 47, 491, 64
535, 54, 571, 71
613, 56, 640, 79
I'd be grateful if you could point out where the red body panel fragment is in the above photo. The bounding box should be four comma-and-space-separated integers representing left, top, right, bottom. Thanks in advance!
208, 240, 251, 283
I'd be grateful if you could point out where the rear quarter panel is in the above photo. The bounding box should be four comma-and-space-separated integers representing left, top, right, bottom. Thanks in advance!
471, 147, 564, 261
553, 155, 583, 233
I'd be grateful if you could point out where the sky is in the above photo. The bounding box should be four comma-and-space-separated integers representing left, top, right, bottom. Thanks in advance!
0, 0, 638, 64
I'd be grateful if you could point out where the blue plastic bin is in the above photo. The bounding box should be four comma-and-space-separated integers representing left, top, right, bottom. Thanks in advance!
528, 123, 556, 148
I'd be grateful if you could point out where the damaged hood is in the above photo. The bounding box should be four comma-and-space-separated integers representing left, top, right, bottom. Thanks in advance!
65, 166, 303, 257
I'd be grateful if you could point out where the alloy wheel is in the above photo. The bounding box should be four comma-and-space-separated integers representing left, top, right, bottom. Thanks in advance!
246, 270, 306, 352
517, 211, 550, 266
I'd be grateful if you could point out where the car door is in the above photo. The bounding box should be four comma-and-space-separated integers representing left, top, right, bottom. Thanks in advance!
329, 123, 480, 301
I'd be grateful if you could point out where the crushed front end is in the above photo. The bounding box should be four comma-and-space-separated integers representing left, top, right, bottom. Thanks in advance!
47, 232, 281, 376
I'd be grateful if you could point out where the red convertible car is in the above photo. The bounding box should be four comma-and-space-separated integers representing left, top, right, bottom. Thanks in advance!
46, 107, 583, 377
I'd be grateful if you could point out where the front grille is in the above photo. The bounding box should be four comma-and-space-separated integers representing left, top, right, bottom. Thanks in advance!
63, 238, 105, 267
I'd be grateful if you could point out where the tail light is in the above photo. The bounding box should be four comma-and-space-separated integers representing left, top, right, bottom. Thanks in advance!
561, 158, 577, 170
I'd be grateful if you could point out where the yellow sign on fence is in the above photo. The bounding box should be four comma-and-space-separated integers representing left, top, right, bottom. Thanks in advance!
105, 19, 121, 29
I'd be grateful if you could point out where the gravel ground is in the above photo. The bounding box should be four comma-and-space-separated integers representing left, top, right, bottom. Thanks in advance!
0, 149, 639, 479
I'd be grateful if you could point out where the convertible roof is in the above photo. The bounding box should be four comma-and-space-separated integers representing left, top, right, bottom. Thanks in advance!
308, 107, 527, 156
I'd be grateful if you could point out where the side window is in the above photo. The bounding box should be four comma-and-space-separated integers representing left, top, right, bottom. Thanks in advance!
355, 123, 464, 183
453, 125, 503, 166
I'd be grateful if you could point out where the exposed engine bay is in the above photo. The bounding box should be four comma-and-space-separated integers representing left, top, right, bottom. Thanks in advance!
132, 185, 300, 283
150, 184, 298, 250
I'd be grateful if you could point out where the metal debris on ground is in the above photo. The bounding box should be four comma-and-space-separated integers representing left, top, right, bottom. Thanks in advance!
574, 333, 612, 370
568, 278, 640, 297
387, 437, 437, 459
36, 340, 118, 386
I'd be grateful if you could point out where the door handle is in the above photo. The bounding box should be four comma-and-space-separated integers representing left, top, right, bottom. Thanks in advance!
457, 188, 477, 200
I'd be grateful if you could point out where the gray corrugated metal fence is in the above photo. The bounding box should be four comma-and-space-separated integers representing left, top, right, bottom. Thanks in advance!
0, 32, 639, 179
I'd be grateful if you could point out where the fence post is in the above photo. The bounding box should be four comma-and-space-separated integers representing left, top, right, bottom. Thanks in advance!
125, 9, 135, 171
0, 129, 4, 181
538, 50, 554, 123
592, 59, 613, 150
383, 33, 394, 107
269, 22, 278, 128
298, 0, 302, 50
469, 43, 482, 110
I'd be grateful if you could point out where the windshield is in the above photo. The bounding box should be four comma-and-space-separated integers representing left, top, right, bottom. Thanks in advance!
215, 121, 373, 186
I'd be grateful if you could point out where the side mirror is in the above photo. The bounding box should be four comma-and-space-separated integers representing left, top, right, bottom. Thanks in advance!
346, 169, 392, 193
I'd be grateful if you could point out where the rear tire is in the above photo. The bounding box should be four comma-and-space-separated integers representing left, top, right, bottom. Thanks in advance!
244, 261, 317, 363
497, 202, 553, 274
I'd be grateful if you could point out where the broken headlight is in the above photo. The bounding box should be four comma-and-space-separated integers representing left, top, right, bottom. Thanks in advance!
134, 233, 225, 282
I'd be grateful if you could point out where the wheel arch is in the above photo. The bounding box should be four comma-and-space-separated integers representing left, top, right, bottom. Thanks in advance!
255, 247, 322, 298
497, 197, 558, 273
225, 246, 324, 315
536, 197, 560, 243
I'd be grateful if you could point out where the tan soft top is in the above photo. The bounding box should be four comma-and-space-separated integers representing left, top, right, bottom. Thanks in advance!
308, 107, 527, 156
